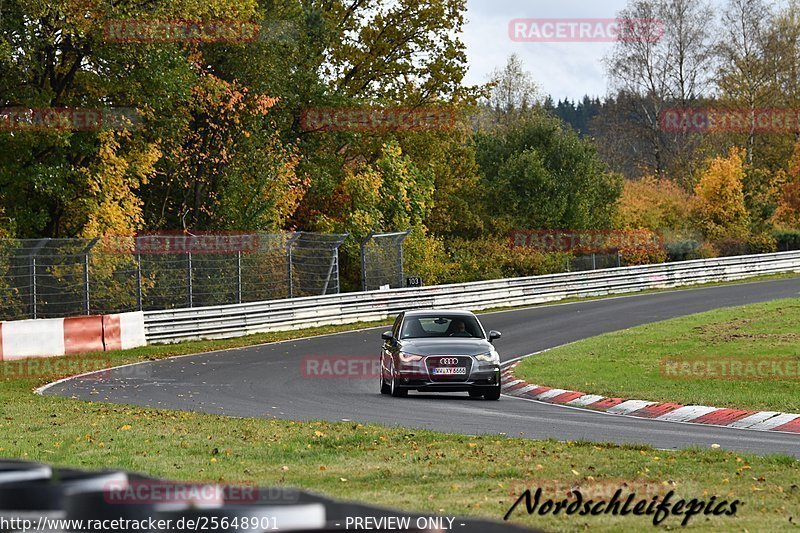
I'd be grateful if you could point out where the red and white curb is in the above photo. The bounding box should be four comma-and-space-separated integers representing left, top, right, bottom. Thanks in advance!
501, 363, 800, 434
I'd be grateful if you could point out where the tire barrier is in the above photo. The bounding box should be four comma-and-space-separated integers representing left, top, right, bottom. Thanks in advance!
0, 312, 146, 361
101, 312, 148, 352
0, 460, 538, 532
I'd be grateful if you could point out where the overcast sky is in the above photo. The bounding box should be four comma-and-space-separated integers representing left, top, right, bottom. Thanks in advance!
462, 0, 634, 102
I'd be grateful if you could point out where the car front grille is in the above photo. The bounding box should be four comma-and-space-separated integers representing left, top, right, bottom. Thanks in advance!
425, 355, 473, 382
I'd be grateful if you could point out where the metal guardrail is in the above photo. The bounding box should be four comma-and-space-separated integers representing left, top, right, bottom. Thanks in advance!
144, 251, 800, 343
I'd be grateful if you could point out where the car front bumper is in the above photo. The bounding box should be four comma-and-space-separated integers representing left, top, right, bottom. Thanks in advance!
395, 365, 501, 392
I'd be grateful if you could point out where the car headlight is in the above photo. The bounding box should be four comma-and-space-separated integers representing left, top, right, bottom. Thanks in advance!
398, 352, 423, 363
475, 350, 500, 364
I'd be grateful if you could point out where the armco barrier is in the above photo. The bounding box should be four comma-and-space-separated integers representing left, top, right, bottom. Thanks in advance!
0, 312, 146, 361
143, 251, 800, 343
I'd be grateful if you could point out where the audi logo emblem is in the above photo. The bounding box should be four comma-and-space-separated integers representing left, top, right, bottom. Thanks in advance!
439, 358, 459, 366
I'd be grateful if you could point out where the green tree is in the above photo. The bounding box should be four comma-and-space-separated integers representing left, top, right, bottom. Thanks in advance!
474, 112, 622, 234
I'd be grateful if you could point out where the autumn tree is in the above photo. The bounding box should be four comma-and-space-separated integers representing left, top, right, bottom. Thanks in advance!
614, 175, 693, 232
692, 148, 750, 242
0, 0, 261, 237
772, 141, 800, 229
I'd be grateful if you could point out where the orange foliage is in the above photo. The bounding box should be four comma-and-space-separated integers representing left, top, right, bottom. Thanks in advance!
692, 148, 750, 241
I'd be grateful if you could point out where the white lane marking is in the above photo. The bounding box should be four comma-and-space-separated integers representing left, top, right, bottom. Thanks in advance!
728, 412, 782, 429
745, 413, 800, 431
567, 394, 605, 407
534, 388, 569, 400
607, 400, 657, 415
656, 406, 719, 422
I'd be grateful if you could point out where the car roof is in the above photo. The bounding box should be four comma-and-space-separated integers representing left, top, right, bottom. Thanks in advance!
403, 309, 476, 317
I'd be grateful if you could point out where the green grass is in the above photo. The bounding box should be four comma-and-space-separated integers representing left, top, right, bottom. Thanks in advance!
1, 276, 799, 531
515, 298, 800, 413
1, 391, 798, 531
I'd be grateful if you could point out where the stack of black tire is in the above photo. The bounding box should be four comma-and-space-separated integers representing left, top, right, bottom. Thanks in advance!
0, 460, 537, 532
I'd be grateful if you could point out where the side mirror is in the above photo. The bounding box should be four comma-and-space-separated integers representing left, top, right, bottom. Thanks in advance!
488, 330, 502, 342
381, 331, 394, 341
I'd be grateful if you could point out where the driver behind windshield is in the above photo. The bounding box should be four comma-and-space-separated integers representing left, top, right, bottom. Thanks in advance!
449, 319, 472, 337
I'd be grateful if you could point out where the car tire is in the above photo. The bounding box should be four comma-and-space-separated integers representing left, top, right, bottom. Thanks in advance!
389, 360, 408, 398
483, 385, 501, 401
380, 359, 390, 395
468, 390, 483, 398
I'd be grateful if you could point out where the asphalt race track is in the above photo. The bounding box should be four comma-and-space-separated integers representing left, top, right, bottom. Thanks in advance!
45, 278, 800, 457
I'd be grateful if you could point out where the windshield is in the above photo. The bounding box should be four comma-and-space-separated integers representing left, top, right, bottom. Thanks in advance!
399, 314, 484, 339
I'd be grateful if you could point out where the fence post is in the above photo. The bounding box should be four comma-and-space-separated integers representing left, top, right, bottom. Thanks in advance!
187, 251, 193, 308
321, 254, 336, 295
27, 239, 48, 319
592, 253, 596, 270
136, 252, 143, 311
286, 233, 301, 299
236, 250, 242, 304
83, 253, 90, 315
30, 256, 36, 319
360, 232, 373, 292
82, 238, 99, 316
398, 229, 411, 287
617, 251, 621, 267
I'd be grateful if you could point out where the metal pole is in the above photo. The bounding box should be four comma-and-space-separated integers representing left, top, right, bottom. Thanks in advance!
284, 233, 302, 299
617, 251, 621, 267
321, 252, 336, 295
334, 252, 340, 294
287, 239, 293, 299
236, 251, 242, 304
80, 238, 99, 315
83, 253, 90, 315
27, 239, 48, 319
136, 252, 143, 311
187, 252, 193, 308
30, 256, 36, 319
592, 253, 596, 270
398, 230, 412, 288
360, 233, 372, 292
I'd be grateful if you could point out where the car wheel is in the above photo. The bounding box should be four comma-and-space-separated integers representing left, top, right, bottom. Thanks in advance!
468, 390, 483, 398
389, 359, 408, 398
380, 357, 390, 395
483, 385, 501, 401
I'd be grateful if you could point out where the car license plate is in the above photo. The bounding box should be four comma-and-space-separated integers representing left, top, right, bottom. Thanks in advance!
433, 367, 466, 375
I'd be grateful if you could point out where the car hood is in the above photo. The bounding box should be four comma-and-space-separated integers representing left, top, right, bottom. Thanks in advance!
399, 338, 494, 356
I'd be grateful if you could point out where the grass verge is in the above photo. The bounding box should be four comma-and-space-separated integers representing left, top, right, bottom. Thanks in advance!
0, 391, 798, 531
514, 298, 800, 413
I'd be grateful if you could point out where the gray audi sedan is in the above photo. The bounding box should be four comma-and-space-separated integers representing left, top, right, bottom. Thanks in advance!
379, 310, 502, 400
